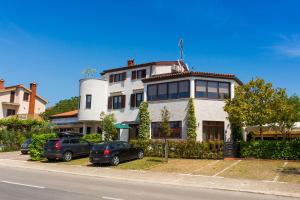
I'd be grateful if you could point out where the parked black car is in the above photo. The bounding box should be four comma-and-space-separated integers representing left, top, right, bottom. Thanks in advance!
89, 141, 144, 166
21, 138, 32, 154
44, 137, 92, 161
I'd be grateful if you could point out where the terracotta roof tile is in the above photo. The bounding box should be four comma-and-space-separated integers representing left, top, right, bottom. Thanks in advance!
49, 110, 78, 118
142, 71, 243, 85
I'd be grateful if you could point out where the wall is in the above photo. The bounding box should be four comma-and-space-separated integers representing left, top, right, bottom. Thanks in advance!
0, 91, 11, 118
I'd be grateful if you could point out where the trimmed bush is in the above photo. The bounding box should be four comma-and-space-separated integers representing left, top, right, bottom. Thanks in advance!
240, 139, 300, 160
29, 133, 57, 161
0, 129, 25, 152
130, 140, 223, 159
83, 133, 102, 143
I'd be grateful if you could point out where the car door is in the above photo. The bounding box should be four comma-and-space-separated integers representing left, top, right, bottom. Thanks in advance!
79, 139, 90, 155
116, 142, 129, 161
120, 142, 133, 161
69, 138, 80, 156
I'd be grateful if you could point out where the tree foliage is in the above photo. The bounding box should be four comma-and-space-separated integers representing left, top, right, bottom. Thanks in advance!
186, 98, 197, 140
100, 112, 117, 141
41, 96, 79, 119
138, 102, 150, 140
160, 106, 171, 162
225, 78, 299, 140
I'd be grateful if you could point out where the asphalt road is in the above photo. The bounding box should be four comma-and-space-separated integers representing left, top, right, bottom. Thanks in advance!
0, 165, 296, 200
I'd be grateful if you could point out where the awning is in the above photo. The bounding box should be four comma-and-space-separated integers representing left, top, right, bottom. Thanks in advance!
115, 123, 131, 129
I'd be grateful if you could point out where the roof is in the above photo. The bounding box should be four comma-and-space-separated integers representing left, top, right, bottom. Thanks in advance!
49, 110, 78, 119
142, 71, 243, 85
100, 60, 188, 75
0, 84, 48, 104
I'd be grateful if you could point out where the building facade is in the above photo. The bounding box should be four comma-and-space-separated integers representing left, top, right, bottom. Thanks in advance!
78, 60, 242, 142
0, 79, 47, 119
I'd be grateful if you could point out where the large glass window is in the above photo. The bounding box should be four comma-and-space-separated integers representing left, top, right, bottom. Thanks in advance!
195, 80, 230, 100
113, 96, 122, 109
147, 80, 190, 101
86, 95, 92, 109
151, 121, 182, 139
207, 82, 218, 99
203, 121, 224, 141
157, 83, 168, 100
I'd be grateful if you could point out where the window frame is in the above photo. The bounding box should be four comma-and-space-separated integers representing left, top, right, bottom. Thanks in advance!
85, 94, 92, 109
195, 80, 231, 100
202, 121, 225, 141
135, 93, 143, 107
113, 96, 122, 109
151, 121, 182, 139
23, 92, 29, 101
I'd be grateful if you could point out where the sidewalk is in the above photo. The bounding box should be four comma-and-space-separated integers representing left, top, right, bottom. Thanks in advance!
0, 158, 299, 198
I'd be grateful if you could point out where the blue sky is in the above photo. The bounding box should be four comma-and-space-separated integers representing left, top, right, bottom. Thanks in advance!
0, 0, 300, 106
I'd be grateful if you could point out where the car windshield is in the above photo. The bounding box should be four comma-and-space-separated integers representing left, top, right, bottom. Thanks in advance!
24, 138, 32, 144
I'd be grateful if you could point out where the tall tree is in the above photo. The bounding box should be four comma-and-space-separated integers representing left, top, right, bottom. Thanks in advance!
160, 106, 171, 162
41, 96, 79, 119
138, 102, 150, 140
224, 78, 275, 140
100, 112, 117, 141
186, 98, 197, 140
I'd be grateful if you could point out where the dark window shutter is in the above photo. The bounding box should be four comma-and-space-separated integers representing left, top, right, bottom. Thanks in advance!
122, 72, 126, 81
130, 93, 136, 108
109, 75, 113, 83
142, 69, 146, 78
108, 97, 112, 109
121, 95, 126, 108
132, 71, 136, 80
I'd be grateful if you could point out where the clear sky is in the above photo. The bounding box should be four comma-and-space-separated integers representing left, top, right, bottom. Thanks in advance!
0, 0, 300, 106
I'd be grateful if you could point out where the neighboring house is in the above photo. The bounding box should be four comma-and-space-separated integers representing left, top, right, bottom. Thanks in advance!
0, 79, 48, 119
77, 59, 243, 142
49, 110, 85, 133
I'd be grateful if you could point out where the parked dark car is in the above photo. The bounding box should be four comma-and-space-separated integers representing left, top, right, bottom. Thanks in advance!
44, 137, 92, 161
89, 141, 144, 166
21, 138, 32, 154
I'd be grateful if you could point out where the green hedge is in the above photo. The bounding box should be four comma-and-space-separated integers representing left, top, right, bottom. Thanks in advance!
83, 133, 102, 144
240, 139, 300, 160
29, 133, 57, 161
130, 140, 223, 159
0, 129, 26, 152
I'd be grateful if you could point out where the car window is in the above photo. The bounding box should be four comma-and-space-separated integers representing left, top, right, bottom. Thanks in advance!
62, 140, 69, 144
122, 142, 131, 149
70, 139, 80, 144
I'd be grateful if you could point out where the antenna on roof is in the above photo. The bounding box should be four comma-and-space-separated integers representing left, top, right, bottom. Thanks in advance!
178, 38, 184, 61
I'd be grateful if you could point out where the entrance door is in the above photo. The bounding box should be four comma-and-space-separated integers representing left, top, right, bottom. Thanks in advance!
203, 121, 225, 141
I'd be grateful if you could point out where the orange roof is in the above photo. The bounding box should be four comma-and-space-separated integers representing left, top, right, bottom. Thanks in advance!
50, 110, 78, 118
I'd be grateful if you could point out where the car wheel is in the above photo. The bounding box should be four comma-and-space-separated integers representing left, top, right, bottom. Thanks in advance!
63, 151, 73, 162
111, 156, 120, 166
21, 151, 27, 155
137, 150, 144, 159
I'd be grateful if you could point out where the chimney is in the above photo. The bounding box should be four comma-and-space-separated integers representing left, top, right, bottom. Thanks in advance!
0, 79, 4, 89
28, 82, 37, 115
127, 59, 135, 67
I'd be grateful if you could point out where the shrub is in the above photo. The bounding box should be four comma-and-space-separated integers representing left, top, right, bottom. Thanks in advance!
0, 129, 25, 151
130, 140, 223, 159
83, 133, 102, 143
29, 133, 57, 161
240, 139, 300, 160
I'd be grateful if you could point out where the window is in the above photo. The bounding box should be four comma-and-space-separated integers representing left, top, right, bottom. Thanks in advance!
85, 95, 92, 109
23, 92, 29, 101
203, 121, 224, 141
195, 80, 230, 100
132, 69, 146, 80
70, 139, 80, 144
109, 72, 126, 83
79, 139, 89, 144
157, 83, 168, 100
151, 121, 182, 139
147, 84, 157, 101
108, 95, 126, 109
86, 127, 91, 134
6, 109, 15, 117
113, 96, 122, 109
131, 93, 143, 108
10, 91, 15, 103
147, 80, 190, 101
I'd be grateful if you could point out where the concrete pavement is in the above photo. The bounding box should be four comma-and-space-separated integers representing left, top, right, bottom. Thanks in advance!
0, 165, 297, 200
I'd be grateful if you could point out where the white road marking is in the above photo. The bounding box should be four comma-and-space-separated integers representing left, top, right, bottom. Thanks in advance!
213, 160, 242, 177
193, 160, 220, 172
1, 180, 45, 189
102, 196, 124, 200
273, 161, 288, 182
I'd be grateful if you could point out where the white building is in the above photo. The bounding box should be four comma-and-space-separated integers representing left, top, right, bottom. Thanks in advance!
0, 79, 48, 119
77, 60, 242, 142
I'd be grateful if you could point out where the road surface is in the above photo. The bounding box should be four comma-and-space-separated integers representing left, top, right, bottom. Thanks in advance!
0, 165, 296, 200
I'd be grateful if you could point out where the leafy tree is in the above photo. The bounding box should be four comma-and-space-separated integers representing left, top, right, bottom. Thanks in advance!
138, 102, 150, 140
41, 96, 79, 119
100, 112, 117, 141
186, 98, 197, 140
288, 95, 300, 121
160, 106, 171, 162
224, 78, 275, 140
82, 68, 97, 78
